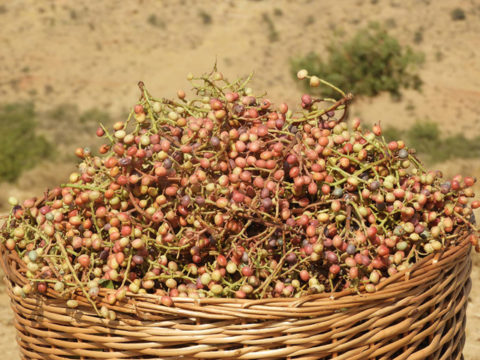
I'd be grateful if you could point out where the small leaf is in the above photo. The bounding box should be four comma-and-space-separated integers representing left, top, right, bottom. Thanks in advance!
99, 279, 115, 289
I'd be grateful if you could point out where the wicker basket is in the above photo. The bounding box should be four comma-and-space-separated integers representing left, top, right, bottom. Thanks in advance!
0, 235, 472, 360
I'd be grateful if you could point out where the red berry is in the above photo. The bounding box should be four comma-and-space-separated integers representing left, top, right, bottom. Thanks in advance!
134, 104, 144, 114
301, 94, 312, 105
372, 124, 382, 136
217, 255, 227, 267
161, 295, 174, 307
78, 254, 90, 268
241, 266, 253, 277
300, 270, 310, 282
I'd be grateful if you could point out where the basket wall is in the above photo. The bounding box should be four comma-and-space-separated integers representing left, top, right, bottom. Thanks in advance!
0, 238, 472, 360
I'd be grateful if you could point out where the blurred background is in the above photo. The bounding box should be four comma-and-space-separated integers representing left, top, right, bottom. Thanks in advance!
0, 0, 480, 358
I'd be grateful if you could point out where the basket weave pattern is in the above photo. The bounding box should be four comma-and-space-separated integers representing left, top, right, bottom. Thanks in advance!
0, 237, 472, 360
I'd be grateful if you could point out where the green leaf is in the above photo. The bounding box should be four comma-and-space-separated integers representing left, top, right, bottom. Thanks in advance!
290, 22, 424, 99
99, 279, 115, 289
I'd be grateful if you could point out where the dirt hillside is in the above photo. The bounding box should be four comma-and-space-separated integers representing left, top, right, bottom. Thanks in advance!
1, 0, 480, 358
1, 0, 480, 207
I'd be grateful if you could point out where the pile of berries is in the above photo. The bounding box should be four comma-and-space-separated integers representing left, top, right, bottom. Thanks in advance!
1, 69, 478, 315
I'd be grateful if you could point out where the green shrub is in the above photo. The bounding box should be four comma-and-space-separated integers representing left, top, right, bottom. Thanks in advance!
262, 13, 279, 42
43, 104, 111, 137
147, 14, 166, 28
0, 103, 53, 182
381, 125, 403, 144
435, 50, 444, 62
383, 121, 480, 163
405, 121, 440, 156
79, 108, 111, 130
199, 10, 212, 25
46, 103, 78, 122
291, 23, 424, 98
384, 18, 397, 29
413, 28, 423, 44
451, 8, 466, 21
273, 8, 283, 16
305, 15, 315, 26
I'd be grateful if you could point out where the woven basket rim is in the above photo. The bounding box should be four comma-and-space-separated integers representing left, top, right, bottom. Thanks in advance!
0, 230, 472, 318
0, 232, 474, 360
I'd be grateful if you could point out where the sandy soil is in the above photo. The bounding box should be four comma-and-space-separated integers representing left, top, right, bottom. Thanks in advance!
1, 0, 480, 358
0, 285, 18, 359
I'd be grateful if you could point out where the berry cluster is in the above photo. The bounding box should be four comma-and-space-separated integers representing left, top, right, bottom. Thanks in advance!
1, 69, 478, 314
